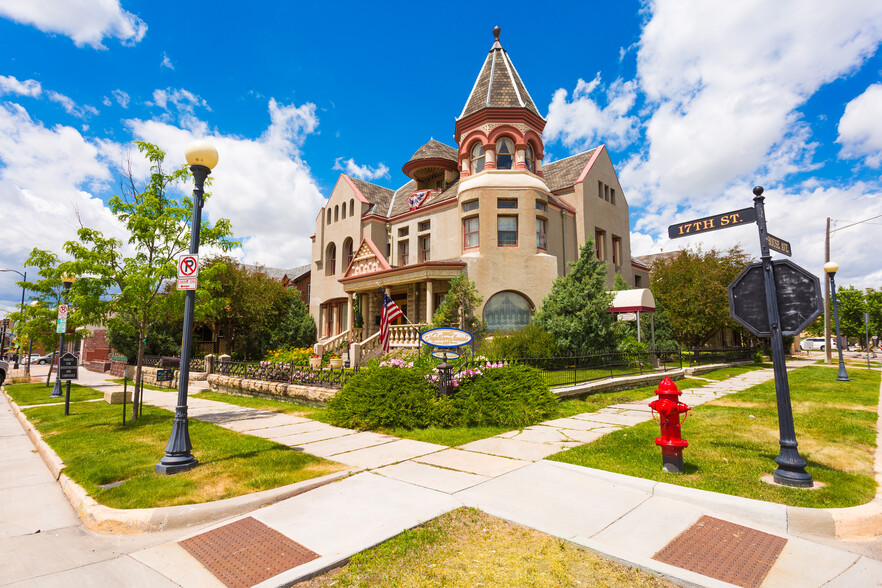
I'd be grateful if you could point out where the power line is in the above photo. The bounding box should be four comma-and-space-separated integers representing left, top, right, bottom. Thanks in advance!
830, 213, 882, 234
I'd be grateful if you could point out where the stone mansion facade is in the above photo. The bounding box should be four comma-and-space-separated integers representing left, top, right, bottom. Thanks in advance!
310, 28, 647, 347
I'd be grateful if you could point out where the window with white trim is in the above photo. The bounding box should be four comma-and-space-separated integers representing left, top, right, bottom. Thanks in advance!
496, 137, 514, 169
498, 215, 518, 246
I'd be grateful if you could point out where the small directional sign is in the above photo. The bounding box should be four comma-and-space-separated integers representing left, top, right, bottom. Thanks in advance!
176, 277, 198, 291
766, 233, 792, 256
668, 207, 757, 239
58, 352, 78, 380
56, 318, 67, 333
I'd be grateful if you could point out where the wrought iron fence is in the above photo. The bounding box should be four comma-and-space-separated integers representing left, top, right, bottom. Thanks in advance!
461, 349, 683, 389
214, 359, 355, 389
684, 347, 758, 367
138, 355, 162, 367
189, 357, 205, 372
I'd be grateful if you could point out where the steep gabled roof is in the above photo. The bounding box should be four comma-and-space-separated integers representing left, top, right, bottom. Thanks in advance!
348, 176, 394, 215
542, 149, 596, 193
459, 27, 541, 120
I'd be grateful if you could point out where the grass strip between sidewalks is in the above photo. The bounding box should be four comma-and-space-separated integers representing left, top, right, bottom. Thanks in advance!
298, 507, 675, 588
5, 382, 103, 406
16, 391, 347, 509
550, 366, 880, 508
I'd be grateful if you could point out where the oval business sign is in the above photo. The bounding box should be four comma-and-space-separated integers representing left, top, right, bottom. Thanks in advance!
431, 350, 461, 360
420, 327, 473, 348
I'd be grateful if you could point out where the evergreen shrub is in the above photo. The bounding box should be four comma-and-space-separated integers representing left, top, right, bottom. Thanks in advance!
327, 365, 557, 430
480, 325, 561, 359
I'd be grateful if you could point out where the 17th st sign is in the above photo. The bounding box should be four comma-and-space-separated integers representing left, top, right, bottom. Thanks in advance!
668, 207, 757, 239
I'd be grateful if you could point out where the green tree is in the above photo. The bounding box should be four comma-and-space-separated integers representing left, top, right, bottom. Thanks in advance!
433, 274, 484, 334
867, 288, 882, 343
59, 142, 236, 419
649, 246, 752, 348
835, 286, 866, 342
534, 239, 615, 354
198, 257, 315, 359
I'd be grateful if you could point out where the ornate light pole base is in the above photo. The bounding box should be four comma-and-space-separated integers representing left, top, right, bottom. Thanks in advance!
50, 378, 63, 397
155, 415, 198, 474
773, 447, 813, 488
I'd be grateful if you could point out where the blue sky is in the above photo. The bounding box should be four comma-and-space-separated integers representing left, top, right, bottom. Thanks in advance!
1, 0, 882, 313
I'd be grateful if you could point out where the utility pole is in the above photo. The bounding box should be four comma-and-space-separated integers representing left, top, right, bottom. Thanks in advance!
824, 217, 832, 364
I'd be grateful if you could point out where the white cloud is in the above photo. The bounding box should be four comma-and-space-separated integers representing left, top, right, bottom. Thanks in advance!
111, 89, 130, 109
0, 102, 126, 304
0, 75, 42, 97
126, 98, 326, 268
0, 0, 146, 48
46, 90, 98, 118
837, 83, 882, 168
333, 157, 390, 181
160, 53, 174, 70
544, 75, 639, 150
151, 88, 210, 114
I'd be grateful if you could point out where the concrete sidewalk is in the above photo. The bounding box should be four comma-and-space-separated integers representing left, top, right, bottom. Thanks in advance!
3, 362, 882, 587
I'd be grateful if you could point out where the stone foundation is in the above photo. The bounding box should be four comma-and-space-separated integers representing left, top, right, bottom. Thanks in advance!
206, 374, 337, 405
122, 366, 207, 387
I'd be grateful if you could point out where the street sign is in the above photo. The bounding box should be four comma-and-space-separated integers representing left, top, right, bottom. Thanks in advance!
176, 277, 198, 291
56, 318, 67, 333
58, 352, 78, 380
766, 233, 792, 256
177, 254, 199, 278
156, 369, 174, 382
728, 259, 822, 338
617, 313, 637, 321
57, 304, 68, 319
668, 207, 757, 239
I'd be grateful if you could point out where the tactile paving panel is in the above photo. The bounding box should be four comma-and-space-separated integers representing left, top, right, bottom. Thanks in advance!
652, 515, 786, 588
179, 516, 319, 588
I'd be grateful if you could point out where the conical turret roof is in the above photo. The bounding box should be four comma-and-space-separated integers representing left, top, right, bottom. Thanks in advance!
458, 26, 542, 120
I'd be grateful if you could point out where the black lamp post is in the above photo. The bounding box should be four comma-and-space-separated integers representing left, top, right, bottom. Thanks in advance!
824, 261, 850, 382
156, 140, 218, 475
0, 269, 27, 369
50, 274, 76, 398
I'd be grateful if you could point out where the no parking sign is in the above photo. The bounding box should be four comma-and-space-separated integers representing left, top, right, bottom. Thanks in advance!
177, 254, 199, 290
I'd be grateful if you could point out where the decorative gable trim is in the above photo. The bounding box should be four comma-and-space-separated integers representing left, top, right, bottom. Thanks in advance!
576, 144, 605, 184
341, 174, 371, 204
343, 237, 391, 278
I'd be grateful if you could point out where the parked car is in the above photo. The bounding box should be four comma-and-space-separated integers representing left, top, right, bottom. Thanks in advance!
0, 359, 7, 386
34, 352, 55, 365
800, 337, 826, 351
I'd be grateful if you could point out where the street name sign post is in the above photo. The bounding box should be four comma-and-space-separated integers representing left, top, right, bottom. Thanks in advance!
766, 234, 792, 257
668, 186, 814, 487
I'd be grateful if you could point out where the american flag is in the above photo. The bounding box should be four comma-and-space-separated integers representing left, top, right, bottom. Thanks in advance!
379, 289, 404, 353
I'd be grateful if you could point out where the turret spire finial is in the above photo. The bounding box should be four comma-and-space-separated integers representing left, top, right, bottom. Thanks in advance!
493, 26, 501, 42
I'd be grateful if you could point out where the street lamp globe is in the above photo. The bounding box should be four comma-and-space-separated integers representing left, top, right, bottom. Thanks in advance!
824, 261, 839, 274
185, 140, 218, 169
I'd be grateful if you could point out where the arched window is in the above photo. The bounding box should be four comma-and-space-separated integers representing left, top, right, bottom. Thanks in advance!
343, 237, 354, 268
470, 142, 485, 174
325, 243, 336, 276
496, 137, 514, 169
525, 143, 535, 172
341, 204, 346, 219
483, 291, 533, 332
334, 205, 339, 222
350, 199, 355, 217
326, 209, 332, 224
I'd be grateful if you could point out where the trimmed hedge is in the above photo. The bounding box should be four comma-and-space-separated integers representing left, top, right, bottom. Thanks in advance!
327, 365, 557, 430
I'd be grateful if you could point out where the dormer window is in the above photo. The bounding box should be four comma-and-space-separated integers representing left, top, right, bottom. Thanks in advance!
470, 142, 485, 174
496, 138, 514, 169
525, 143, 535, 172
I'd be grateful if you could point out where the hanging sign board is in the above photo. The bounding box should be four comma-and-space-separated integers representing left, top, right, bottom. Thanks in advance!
668, 207, 757, 239
420, 327, 473, 348
431, 350, 461, 360
617, 313, 638, 321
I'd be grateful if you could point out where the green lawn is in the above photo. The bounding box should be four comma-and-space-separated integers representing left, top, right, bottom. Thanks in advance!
5, 382, 104, 406
549, 366, 880, 508
22, 400, 347, 509
556, 377, 707, 418
193, 390, 330, 420
697, 363, 769, 381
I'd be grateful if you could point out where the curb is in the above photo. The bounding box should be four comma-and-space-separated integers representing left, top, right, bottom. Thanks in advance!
3, 387, 361, 534
554, 463, 882, 540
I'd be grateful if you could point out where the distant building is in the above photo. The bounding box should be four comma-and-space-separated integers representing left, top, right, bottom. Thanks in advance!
311, 28, 643, 344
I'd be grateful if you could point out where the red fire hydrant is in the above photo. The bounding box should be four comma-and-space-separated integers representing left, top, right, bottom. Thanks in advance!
649, 376, 691, 473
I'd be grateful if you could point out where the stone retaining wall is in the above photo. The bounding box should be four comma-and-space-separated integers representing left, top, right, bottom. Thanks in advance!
206, 374, 337, 405
123, 366, 207, 387
552, 369, 686, 399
